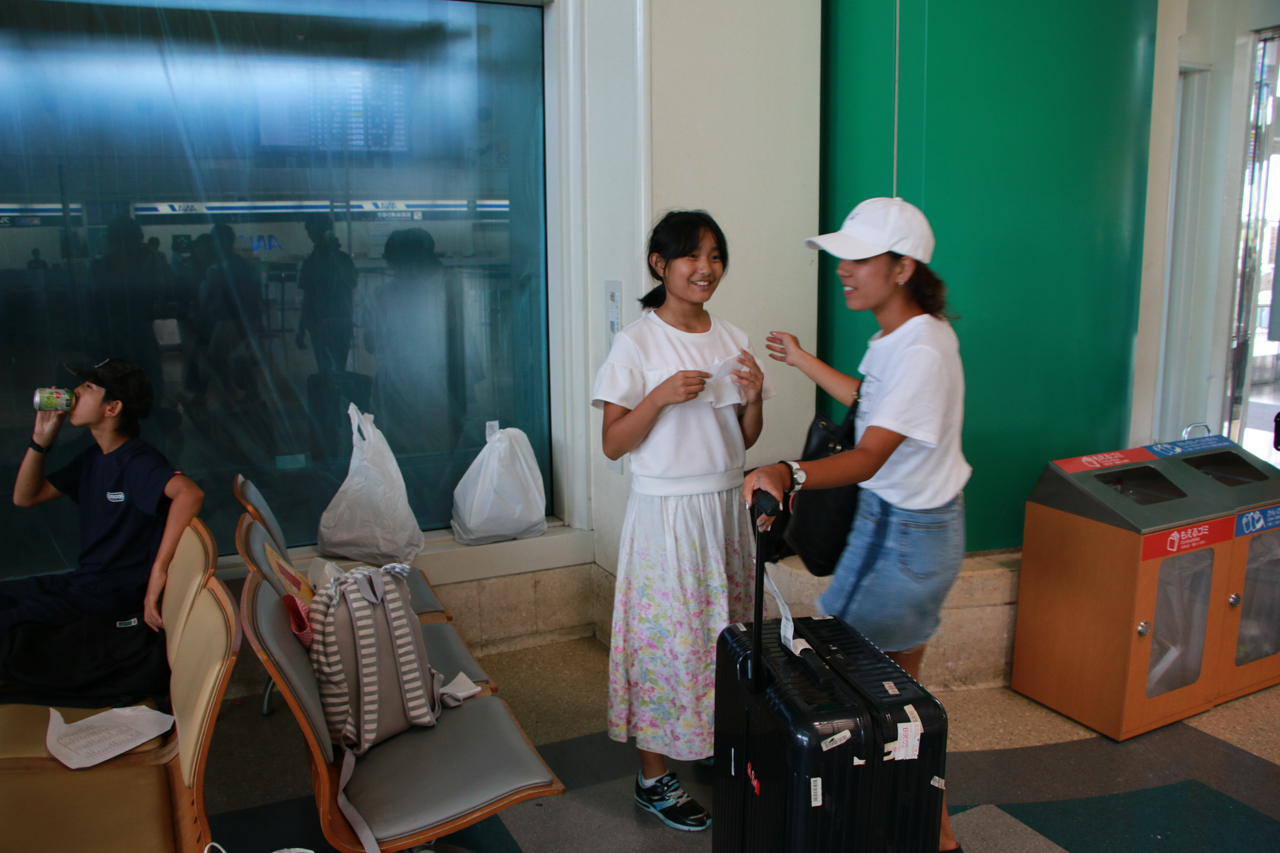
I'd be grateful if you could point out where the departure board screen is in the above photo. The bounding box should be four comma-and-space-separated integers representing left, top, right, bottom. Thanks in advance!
258, 61, 409, 152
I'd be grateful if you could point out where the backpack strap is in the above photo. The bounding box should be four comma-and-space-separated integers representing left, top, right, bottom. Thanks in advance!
378, 564, 439, 725
309, 580, 355, 747
343, 570, 382, 754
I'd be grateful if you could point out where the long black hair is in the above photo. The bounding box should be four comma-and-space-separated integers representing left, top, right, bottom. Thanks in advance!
887, 252, 953, 319
639, 210, 729, 309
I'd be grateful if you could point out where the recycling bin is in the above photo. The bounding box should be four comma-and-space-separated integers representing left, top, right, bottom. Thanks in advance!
1013, 435, 1280, 740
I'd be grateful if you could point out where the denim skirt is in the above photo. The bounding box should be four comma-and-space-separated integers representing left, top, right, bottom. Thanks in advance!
816, 489, 965, 652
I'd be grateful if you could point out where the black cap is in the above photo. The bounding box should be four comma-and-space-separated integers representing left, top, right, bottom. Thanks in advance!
64, 358, 154, 420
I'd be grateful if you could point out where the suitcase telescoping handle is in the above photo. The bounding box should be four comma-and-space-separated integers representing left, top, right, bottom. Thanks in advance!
750, 489, 782, 693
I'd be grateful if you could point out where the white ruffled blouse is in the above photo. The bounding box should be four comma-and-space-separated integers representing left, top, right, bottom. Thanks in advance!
591, 311, 776, 495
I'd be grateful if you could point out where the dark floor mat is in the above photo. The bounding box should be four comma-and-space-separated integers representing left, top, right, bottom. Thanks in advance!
1002, 780, 1280, 852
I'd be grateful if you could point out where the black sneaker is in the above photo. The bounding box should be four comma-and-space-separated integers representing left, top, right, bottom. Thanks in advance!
634, 772, 711, 832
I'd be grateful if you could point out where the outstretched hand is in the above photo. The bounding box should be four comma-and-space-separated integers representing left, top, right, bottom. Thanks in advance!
765, 331, 807, 366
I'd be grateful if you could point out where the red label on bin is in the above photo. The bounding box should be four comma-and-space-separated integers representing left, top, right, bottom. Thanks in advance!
1054, 448, 1157, 474
1141, 517, 1234, 561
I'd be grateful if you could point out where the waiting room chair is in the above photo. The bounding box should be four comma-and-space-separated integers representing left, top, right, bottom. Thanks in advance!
235, 515, 495, 696
233, 474, 449, 624
239, 572, 561, 853
0, 518, 217, 771
0, 578, 241, 853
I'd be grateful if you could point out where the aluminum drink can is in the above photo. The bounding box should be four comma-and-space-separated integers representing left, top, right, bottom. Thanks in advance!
34, 388, 75, 412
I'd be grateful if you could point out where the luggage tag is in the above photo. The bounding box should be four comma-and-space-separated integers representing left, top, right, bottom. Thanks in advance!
889, 704, 923, 761
762, 564, 797, 653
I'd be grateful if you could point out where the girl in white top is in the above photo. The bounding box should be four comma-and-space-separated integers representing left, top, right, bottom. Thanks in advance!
743, 197, 967, 853
592, 210, 775, 832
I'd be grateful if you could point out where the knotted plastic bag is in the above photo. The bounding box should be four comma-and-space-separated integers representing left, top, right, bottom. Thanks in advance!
318, 404, 425, 564
451, 421, 547, 545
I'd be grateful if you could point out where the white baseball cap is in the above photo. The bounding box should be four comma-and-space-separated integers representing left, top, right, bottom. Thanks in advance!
804, 197, 934, 264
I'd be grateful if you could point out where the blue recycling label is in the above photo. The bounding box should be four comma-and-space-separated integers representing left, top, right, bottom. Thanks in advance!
1236, 505, 1280, 537
1144, 435, 1237, 457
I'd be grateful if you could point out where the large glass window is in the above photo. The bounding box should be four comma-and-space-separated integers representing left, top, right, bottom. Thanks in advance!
0, 0, 549, 577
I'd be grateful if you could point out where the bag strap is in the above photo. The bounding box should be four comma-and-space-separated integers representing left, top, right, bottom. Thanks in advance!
310, 581, 355, 747
342, 577, 382, 754
337, 746, 381, 853
377, 566, 440, 725
834, 397, 860, 446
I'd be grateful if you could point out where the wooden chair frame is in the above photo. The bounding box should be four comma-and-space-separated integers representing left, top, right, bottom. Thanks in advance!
0, 577, 240, 853
167, 577, 242, 851
238, 572, 561, 853
0, 517, 217, 773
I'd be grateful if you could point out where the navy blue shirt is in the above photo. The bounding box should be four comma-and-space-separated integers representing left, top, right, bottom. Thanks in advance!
47, 438, 176, 584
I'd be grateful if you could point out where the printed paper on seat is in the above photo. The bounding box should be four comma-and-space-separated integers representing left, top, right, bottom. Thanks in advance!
46, 705, 175, 769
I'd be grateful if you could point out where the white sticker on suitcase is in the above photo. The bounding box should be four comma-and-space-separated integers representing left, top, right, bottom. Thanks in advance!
883, 681, 900, 696
893, 722, 923, 761
821, 730, 851, 751
853, 756, 866, 765
931, 776, 946, 790
810, 776, 823, 807
904, 703, 921, 725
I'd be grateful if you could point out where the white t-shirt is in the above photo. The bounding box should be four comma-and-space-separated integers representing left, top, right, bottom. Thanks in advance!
591, 311, 777, 495
855, 314, 970, 509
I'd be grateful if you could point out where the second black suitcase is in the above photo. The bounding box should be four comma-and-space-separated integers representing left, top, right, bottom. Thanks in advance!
713, 490, 949, 852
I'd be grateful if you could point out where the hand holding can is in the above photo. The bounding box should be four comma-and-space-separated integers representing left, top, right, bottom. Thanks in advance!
34, 387, 75, 412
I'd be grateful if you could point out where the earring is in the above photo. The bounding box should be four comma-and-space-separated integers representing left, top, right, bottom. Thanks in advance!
897, 280, 905, 286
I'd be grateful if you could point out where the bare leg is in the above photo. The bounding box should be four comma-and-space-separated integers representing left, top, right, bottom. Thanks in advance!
639, 748, 668, 780
887, 645, 958, 852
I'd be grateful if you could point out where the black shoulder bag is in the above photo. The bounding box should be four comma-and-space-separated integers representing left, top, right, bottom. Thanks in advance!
782, 398, 861, 577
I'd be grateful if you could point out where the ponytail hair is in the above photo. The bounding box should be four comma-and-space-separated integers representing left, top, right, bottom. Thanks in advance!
640, 210, 729, 309
887, 252, 953, 319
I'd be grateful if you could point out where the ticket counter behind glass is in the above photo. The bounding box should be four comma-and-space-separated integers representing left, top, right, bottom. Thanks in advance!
0, 0, 549, 578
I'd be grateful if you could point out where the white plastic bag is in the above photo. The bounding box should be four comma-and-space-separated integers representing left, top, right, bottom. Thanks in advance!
451, 421, 547, 545
307, 557, 343, 591
318, 404, 425, 564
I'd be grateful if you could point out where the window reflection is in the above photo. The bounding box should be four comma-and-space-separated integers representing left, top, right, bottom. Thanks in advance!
0, 0, 548, 576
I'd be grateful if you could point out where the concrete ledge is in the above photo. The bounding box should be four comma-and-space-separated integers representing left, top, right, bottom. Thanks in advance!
214, 519, 596, 586
762, 552, 1022, 692
414, 524, 596, 586
435, 563, 612, 657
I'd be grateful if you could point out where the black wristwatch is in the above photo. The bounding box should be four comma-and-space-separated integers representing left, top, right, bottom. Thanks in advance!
29, 439, 50, 454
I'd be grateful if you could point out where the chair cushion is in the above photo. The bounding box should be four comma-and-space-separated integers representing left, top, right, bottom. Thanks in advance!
0, 702, 163, 760
346, 696, 553, 840
420, 624, 488, 685
162, 525, 211, 661
241, 477, 289, 557
252, 578, 334, 764
170, 589, 233, 788
406, 569, 445, 615
0, 764, 174, 853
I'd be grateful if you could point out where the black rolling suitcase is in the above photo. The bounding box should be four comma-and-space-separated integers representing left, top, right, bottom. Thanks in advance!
713, 491, 948, 852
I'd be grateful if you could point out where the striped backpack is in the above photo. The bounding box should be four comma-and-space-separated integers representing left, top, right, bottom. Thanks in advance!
308, 564, 458, 853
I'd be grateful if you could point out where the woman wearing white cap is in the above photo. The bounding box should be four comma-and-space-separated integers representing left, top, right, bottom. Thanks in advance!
742, 197, 967, 853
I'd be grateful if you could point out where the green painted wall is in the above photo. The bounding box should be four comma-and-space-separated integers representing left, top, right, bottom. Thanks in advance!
818, 0, 1159, 550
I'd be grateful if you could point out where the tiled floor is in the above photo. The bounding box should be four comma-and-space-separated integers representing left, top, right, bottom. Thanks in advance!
205, 636, 1280, 852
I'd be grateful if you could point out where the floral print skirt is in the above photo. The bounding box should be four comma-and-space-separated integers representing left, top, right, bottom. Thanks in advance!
607, 486, 756, 760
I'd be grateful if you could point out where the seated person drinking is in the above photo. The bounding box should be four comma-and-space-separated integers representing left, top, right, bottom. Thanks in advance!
5, 359, 203, 637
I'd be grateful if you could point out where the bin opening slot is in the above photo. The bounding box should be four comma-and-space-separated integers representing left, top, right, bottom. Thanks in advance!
1181, 451, 1267, 487
1094, 466, 1187, 505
